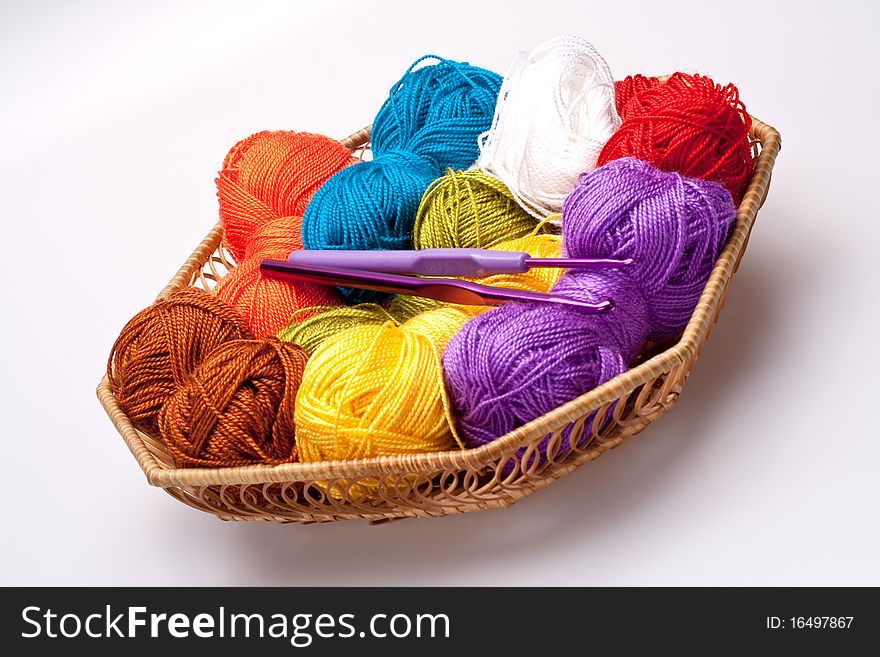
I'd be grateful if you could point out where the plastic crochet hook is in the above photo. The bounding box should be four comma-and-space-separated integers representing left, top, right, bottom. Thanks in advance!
287, 248, 632, 277
260, 260, 613, 314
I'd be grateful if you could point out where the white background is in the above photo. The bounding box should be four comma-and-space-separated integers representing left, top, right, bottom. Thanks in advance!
1, 0, 878, 586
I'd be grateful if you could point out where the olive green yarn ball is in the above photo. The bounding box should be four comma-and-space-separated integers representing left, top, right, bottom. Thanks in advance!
277, 297, 439, 355
413, 170, 540, 250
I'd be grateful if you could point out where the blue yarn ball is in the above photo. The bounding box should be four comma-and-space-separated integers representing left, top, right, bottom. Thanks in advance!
372, 56, 502, 168
301, 55, 502, 303
302, 151, 436, 303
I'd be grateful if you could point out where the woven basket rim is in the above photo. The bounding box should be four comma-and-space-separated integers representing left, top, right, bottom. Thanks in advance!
97, 115, 781, 489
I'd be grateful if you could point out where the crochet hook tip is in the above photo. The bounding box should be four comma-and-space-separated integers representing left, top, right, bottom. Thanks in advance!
549, 296, 614, 314
527, 257, 634, 270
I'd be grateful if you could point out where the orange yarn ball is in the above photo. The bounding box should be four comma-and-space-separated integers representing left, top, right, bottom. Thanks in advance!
158, 338, 307, 468
243, 214, 302, 261
216, 130, 357, 262
214, 263, 339, 340
215, 216, 340, 338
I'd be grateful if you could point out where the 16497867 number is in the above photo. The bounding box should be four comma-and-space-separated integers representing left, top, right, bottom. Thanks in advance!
766, 616, 853, 630
791, 617, 853, 629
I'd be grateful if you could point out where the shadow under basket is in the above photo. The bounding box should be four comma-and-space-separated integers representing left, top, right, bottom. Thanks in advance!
97, 119, 781, 524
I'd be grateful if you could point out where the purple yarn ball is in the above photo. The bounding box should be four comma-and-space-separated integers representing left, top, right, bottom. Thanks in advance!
562, 157, 736, 340
443, 303, 626, 466
551, 269, 650, 363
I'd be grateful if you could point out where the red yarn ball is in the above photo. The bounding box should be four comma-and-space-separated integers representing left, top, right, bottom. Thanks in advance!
614, 74, 660, 118
599, 73, 753, 203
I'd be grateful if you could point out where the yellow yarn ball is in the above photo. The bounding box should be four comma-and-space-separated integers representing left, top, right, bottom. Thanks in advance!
413, 170, 540, 249
400, 305, 470, 348
294, 306, 470, 461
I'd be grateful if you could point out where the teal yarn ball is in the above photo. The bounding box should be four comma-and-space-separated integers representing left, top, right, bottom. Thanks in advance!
302, 55, 502, 302
302, 152, 437, 303
371, 55, 503, 169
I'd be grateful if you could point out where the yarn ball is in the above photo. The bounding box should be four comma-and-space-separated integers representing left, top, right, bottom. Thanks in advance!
443, 302, 626, 461
413, 169, 539, 250
242, 213, 303, 261
562, 158, 736, 340
443, 159, 736, 462
302, 151, 438, 302
597, 72, 753, 203
216, 214, 341, 335
551, 269, 649, 363
614, 74, 660, 118
402, 305, 471, 347
370, 55, 503, 169
278, 304, 405, 355
217, 130, 356, 262
294, 307, 471, 461
386, 293, 444, 317
276, 295, 446, 355
477, 35, 621, 220
158, 338, 308, 468
214, 256, 340, 340
302, 56, 502, 302
107, 288, 253, 431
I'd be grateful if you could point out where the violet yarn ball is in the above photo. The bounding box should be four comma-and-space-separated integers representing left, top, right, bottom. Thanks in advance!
442, 302, 626, 464
562, 157, 736, 340
551, 269, 650, 363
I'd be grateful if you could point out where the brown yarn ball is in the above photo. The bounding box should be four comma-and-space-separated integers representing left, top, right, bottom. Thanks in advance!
158, 338, 308, 468
107, 288, 253, 431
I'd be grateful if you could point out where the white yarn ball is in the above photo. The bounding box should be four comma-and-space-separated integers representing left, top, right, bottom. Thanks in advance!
477, 35, 621, 221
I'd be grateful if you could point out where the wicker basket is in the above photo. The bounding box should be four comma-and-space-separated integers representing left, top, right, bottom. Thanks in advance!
97, 117, 780, 524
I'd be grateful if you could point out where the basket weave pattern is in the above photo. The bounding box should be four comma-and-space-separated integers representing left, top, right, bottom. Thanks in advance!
97, 120, 780, 524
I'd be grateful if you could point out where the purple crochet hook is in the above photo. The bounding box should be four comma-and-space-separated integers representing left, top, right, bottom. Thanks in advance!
287, 248, 632, 277
260, 260, 614, 313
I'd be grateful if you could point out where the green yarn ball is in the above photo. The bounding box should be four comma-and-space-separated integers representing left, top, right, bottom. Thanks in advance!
277, 297, 439, 355
386, 294, 443, 317
413, 170, 540, 250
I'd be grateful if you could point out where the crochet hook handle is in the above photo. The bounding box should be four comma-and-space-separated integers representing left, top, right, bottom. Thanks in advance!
287, 248, 631, 277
